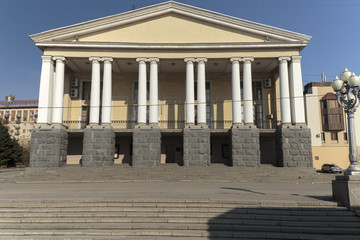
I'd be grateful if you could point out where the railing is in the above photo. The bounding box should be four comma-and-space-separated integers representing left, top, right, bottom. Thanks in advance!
63, 119, 279, 130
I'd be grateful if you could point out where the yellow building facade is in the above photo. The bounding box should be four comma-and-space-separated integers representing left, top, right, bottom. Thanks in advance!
304, 82, 360, 170
29, 1, 313, 168
0, 99, 38, 150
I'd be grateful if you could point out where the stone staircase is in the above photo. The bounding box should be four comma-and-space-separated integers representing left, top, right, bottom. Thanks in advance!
0, 200, 359, 239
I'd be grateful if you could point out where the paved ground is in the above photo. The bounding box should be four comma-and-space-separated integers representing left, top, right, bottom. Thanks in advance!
0, 165, 340, 205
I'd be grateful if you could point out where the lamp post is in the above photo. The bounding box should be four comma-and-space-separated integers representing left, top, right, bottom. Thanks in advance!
3, 112, 9, 127
15, 114, 21, 138
332, 68, 360, 175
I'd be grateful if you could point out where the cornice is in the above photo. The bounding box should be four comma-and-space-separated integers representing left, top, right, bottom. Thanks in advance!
30, 1, 311, 44
36, 41, 307, 50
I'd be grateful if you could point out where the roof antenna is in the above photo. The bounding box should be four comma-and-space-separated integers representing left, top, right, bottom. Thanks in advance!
321, 72, 326, 82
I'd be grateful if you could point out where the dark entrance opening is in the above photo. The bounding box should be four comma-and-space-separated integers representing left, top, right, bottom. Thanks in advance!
210, 131, 230, 166
115, 132, 132, 165
161, 131, 183, 165
260, 130, 277, 166
67, 132, 83, 165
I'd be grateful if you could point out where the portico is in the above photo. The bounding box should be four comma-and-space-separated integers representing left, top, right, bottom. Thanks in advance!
29, 1, 313, 168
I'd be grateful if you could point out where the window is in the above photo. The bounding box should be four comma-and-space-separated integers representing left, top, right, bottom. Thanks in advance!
11, 111, 15, 121
344, 132, 348, 141
82, 81, 90, 100
23, 111, 27, 122
320, 93, 344, 131
321, 132, 325, 142
331, 132, 338, 141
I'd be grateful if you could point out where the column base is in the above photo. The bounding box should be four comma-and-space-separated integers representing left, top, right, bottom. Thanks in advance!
82, 125, 115, 167
332, 175, 360, 210
276, 125, 313, 168
230, 126, 260, 167
132, 124, 161, 166
183, 124, 210, 166
29, 124, 68, 168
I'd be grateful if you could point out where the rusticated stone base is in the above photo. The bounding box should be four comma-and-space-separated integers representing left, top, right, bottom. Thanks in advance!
82, 125, 115, 167
29, 124, 68, 168
183, 124, 210, 166
230, 125, 260, 167
333, 175, 360, 210
132, 124, 161, 166
276, 125, 313, 168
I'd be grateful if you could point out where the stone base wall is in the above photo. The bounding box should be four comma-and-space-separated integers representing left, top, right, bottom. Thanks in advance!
132, 124, 161, 166
29, 124, 68, 168
183, 125, 210, 166
276, 126, 313, 168
230, 126, 260, 167
332, 175, 360, 210
82, 126, 115, 167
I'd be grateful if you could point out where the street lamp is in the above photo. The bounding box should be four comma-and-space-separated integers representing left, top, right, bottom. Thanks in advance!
332, 68, 360, 175
3, 112, 10, 126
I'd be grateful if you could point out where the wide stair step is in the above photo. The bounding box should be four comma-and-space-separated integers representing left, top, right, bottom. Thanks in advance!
0, 200, 359, 239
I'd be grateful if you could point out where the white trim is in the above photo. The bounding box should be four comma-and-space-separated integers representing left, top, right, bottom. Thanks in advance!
36, 42, 307, 50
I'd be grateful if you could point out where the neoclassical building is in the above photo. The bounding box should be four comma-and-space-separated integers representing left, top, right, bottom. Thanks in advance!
29, 1, 312, 168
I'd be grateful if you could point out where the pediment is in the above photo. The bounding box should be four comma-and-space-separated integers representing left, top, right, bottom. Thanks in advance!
75, 13, 267, 44
30, 1, 311, 47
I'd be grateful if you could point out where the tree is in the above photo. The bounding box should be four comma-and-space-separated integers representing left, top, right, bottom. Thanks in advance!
0, 121, 23, 167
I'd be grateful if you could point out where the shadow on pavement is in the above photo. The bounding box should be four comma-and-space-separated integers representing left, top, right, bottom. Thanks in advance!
207, 206, 360, 239
221, 187, 266, 195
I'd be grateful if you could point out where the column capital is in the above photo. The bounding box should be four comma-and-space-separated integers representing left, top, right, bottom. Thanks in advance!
242, 57, 254, 63
184, 57, 196, 63
52, 56, 66, 62
196, 57, 207, 63
136, 57, 148, 63
278, 56, 291, 63
291, 55, 302, 63
89, 56, 101, 63
148, 57, 159, 63
41, 55, 54, 63
230, 57, 242, 63
101, 57, 113, 63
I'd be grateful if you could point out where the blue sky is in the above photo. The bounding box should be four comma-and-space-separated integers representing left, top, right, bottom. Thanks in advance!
0, 0, 359, 100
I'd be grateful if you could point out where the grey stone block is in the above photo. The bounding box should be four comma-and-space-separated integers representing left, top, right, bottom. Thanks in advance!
29, 125, 68, 168
132, 125, 161, 166
183, 125, 210, 166
276, 126, 313, 168
333, 175, 360, 210
230, 127, 260, 167
82, 126, 115, 167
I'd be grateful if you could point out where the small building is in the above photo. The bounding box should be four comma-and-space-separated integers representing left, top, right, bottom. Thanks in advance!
29, 1, 313, 168
304, 82, 360, 170
0, 97, 38, 149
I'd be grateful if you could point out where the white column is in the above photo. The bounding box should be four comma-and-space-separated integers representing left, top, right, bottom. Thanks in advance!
149, 58, 159, 124
230, 57, 242, 125
185, 58, 196, 124
37, 55, 54, 124
51, 56, 66, 124
196, 58, 207, 125
101, 57, 113, 125
289, 55, 306, 124
136, 58, 147, 124
278, 57, 292, 125
243, 57, 254, 125
89, 57, 101, 125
